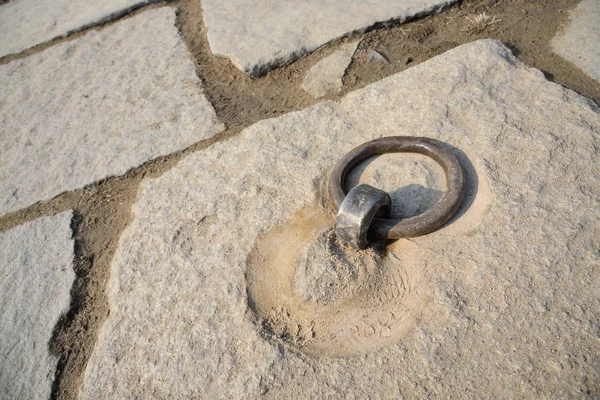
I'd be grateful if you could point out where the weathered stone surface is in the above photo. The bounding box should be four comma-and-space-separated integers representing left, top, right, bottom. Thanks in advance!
302, 41, 360, 98
82, 40, 600, 398
368, 49, 390, 63
552, 0, 600, 82
0, 0, 161, 58
201, 0, 458, 76
0, 211, 74, 399
0, 7, 224, 216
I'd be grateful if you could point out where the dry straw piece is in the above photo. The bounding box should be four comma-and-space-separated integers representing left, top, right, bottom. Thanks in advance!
462, 12, 501, 33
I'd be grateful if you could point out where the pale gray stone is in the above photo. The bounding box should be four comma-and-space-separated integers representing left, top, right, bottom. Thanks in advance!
368, 49, 390, 63
0, 0, 161, 58
552, 0, 600, 82
0, 7, 224, 216
0, 211, 74, 399
201, 0, 458, 76
302, 41, 360, 98
81, 40, 600, 399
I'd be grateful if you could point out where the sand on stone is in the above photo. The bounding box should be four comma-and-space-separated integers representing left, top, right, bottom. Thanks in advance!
249, 206, 428, 357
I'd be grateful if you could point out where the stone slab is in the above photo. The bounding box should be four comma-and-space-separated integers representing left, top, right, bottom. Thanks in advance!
0, 211, 74, 399
302, 40, 360, 98
368, 49, 390, 63
0, 0, 161, 58
201, 0, 458, 76
552, 0, 600, 82
0, 7, 224, 216
81, 40, 600, 398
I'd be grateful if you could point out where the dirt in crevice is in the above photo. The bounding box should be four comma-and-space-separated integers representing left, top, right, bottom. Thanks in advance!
0, 0, 598, 399
0, 174, 140, 399
174, 0, 600, 120
2, 0, 597, 124
342, 0, 599, 106
174, 0, 600, 131
174, 0, 316, 129
48, 190, 135, 400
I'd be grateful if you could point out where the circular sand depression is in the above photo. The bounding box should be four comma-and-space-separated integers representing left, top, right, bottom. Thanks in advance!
245, 152, 447, 357
246, 206, 428, 357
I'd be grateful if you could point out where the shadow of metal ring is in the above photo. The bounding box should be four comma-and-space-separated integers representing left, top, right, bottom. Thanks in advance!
328, 136, 466, 240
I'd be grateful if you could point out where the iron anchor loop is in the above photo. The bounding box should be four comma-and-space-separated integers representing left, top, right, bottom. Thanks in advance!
335, 183, 391, 250
329, 136, 466, 249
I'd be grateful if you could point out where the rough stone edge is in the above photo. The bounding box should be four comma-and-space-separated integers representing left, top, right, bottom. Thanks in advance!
207, 0, 459, 77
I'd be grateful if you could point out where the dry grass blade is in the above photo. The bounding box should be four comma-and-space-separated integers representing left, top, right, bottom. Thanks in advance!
462, 12, 502, 33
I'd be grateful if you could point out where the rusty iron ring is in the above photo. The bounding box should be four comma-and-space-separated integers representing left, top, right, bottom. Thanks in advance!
328, 136, 466, 241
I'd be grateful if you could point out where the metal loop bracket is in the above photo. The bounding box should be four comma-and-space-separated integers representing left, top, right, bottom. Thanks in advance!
329, 136, 466, 245
335, 183, 391, 249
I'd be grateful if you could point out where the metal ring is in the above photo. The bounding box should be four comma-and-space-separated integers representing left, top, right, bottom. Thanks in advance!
328, 136, 466, 240
335, 183, 392, 249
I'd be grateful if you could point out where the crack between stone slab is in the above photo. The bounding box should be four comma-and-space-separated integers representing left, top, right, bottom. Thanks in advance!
49, 211, 97, 400
0, 127, 247, 400
0, 126, 242, 233
42, 188, 139, 400
0, 100, 249, 395
244, 0, 460, 78
0, 126, 242, 400
339, 0, 600, 106
172, 0, 319, 130
1, 0, 599, 398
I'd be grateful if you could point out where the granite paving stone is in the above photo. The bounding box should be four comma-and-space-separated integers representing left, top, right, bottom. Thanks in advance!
302, 40, 360, 98
0, 0, 161, 58
81, 40, 600, 398
201, 0, 458, 76
552, 0, 600, 82
0, 211, 75, 399
0, 7, 224, 217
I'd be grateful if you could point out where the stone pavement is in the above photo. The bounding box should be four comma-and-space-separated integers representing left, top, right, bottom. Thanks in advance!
552, 0, 600, 82
0, 211, 74, 399
0, 0, 160, 58
1, 1, 599, 399
0, 7, 223, 216
81, 40, 600, 398
201, 0, 457, 76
